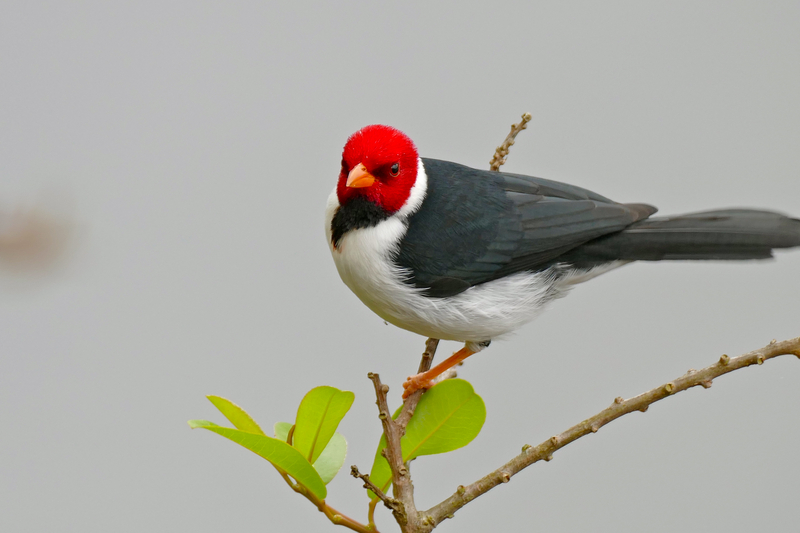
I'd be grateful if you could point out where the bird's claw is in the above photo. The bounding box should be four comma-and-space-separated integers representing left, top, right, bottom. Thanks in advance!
402, 373, 435, 399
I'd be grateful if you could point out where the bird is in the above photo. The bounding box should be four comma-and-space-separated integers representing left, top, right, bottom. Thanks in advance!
325, 124, 800, 398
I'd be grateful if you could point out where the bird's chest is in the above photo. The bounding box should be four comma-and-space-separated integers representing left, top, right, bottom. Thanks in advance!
328, 215, 414, 316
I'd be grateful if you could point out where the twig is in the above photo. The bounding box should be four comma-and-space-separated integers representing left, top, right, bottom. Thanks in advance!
397, 338, 439, 427
367, 339, 440, 532
489, 113, 532, 171
351, 465, 402, 513
420, 336, 800, 530
417, 338, 439, 373
368, 372, 417, 530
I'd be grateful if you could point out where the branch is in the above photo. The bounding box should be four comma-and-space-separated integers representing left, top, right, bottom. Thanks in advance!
368, 372, 418, 530
367, 338, 440, 532
351, 465, 401, 514
422, 336, 800, 529
488, 113, 532, 171
397, 338, 439, 427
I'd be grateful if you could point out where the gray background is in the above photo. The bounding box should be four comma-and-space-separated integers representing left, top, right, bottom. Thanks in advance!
1, 2, 798, 532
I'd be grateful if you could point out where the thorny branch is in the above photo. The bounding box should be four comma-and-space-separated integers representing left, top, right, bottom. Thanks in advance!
489, 112, 532, 171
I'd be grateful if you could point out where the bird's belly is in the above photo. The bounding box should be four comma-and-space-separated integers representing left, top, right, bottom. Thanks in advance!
329, 219, 567, 342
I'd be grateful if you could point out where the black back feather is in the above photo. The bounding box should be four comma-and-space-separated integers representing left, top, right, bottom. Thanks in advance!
395, 159, 654, 296
394, 159, 800, 297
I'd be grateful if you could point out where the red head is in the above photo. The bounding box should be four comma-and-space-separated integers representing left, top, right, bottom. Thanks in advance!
337, 125, 420, 214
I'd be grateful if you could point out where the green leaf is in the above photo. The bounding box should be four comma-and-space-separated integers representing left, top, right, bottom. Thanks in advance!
293, 386, 355, 464
274, 421, 292, 442
275, 422, 348, 484
207, 395, 265, 435
368, 379, 485, 498
189, 423, 327, 499
188, 419, 220, 429
312, 431, 347, 484
403, 379, 485, 456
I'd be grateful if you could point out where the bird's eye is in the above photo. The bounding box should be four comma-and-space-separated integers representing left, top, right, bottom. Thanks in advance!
341, 159, 348, 172
390, 163, 400, 176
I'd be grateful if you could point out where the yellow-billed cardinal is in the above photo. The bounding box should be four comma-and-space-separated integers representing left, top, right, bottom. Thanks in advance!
325, 125, 800, 398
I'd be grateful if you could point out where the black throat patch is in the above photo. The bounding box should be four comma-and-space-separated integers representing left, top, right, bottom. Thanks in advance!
331, 196, 391, 249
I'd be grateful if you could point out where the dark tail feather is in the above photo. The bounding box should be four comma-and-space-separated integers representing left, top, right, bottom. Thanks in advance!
567, 209, 800, 265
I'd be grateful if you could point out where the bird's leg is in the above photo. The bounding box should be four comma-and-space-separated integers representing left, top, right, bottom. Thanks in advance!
402, 341, 488, 398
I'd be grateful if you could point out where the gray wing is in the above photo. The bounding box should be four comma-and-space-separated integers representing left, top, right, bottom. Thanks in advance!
394, 159, 655, 297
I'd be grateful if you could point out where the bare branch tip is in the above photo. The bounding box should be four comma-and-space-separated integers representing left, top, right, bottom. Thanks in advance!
490, 112, 534, 171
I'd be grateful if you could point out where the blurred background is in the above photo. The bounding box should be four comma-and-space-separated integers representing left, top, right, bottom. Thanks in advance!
1, 2, 798, 532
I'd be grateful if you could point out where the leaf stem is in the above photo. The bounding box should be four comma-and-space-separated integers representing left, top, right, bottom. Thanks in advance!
278, 468, 377, 532
368, 498, 380, 530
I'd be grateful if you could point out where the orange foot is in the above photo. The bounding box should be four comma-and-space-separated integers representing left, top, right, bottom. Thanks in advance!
402, 373, 436, 399
401, 345, 480, 400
